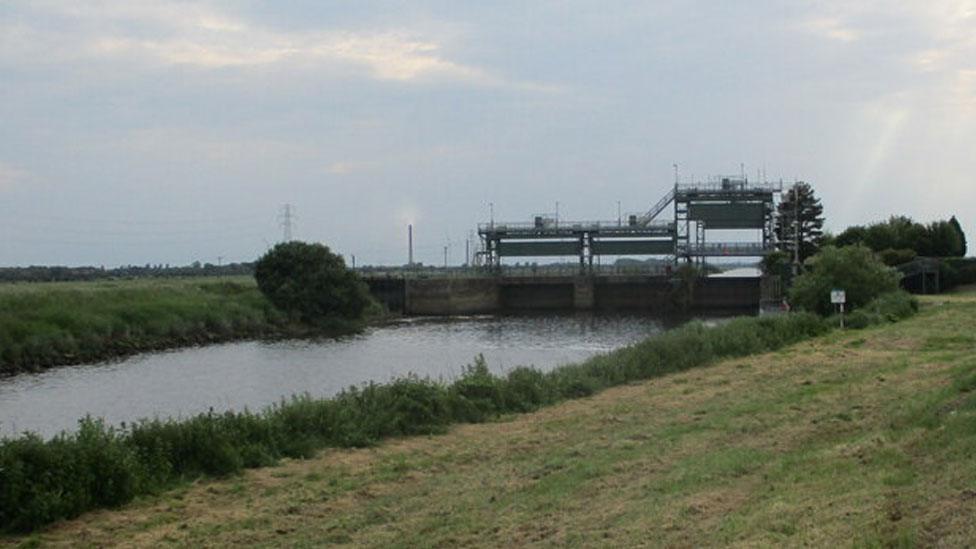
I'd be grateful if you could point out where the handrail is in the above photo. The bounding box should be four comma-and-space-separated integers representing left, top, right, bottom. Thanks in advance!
676, 181, 783, 193
637, 187, 675, 226
359, 264, 671, 279
478, 220, 672, 232
684, 242, 776, 255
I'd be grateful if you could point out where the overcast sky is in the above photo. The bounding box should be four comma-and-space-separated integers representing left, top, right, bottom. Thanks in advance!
1, 1, 974, 267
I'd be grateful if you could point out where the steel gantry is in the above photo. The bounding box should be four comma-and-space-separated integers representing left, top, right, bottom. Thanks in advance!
477, 176, 784, 271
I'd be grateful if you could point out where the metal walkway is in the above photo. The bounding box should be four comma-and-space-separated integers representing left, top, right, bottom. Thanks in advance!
477, 176, 786, 269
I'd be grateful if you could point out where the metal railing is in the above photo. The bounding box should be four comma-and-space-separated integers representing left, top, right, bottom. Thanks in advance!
359, 263, 670, 279
683, 242, 776, 256
637, 187, 676, 225
478, 219, 672, 232
676, 180, 783, 193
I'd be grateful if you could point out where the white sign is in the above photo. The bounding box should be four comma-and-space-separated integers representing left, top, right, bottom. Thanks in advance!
830, 290, 846, 304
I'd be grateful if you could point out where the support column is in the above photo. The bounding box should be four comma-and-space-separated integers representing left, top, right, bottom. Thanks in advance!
573, 277, 595, 310
579, 236, 586, 274
587, 233, 594, 272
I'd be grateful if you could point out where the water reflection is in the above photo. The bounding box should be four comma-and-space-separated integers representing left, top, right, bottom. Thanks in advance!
0, 313, 689, 438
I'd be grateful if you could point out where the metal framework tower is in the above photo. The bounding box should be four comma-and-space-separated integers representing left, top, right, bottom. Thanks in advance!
477, 173, 786, 273
672, 176, 781, 264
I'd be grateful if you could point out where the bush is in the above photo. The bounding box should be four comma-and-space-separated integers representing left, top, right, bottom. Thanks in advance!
845, 291, 918, 329
254, 241, 373, 325
941, 258, 976, 290
789, 245, 901, 316
879, 248, 917, 266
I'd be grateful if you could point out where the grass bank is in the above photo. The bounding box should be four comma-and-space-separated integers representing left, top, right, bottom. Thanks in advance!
0, 292, 923, 534
4, 290, 969, 546
0, 277, 363, 376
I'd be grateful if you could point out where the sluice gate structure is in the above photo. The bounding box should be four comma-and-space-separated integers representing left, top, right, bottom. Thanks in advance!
364, 177, 790, 315
478, 178, 782, 268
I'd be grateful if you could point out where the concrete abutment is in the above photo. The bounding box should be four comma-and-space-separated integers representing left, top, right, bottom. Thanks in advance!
365, 276, 762, 316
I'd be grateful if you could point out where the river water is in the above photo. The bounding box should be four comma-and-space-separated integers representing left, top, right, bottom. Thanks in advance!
0, 313, 698, 438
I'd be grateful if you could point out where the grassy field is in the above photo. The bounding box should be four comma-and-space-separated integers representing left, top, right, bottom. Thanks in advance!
0, 277, 294, 375
2, 291, 971, 546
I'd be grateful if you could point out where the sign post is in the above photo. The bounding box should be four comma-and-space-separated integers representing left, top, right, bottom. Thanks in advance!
830, 289, 846, 329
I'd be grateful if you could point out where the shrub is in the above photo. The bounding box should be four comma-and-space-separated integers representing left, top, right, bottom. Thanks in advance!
845, 291, 918, 329
789, 245, 901, 316
940, 258, 976, 290
254, 241, 373, 325
879, 248, 917, 266
450, 355, 504, 422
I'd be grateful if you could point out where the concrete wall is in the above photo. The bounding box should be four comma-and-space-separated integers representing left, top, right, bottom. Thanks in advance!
500, 283, 574, 310
404, 278, 500, 315
692, 277, 760, 311
365, 275, 761, 315
593, 278, 672, 311
364, 277, 406, 312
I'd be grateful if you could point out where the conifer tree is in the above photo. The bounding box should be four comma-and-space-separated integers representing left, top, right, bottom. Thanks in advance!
949, 216, 967, 257
775, 182, 825, 264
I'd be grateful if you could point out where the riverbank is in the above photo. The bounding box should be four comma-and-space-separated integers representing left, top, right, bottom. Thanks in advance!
0, 277, 366, 376
0, 307, 834, 533
4, 290, 969, 545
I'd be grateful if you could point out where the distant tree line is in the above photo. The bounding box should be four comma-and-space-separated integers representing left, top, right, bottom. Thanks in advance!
0, 262, 255, 283
834, 215, 967, 264
760, 180, 973, 294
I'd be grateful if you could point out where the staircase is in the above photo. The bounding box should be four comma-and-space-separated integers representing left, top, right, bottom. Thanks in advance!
637, 187, 675, 226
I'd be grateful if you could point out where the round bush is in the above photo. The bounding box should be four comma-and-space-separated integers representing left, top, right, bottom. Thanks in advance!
789, 245, 900, 316
254, 241, 373, 324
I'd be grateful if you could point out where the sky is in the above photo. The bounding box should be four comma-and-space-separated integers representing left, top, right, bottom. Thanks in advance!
1, 0, 974, 267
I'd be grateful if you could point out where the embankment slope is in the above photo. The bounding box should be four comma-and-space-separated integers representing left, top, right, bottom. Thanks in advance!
7, 291, 976, 546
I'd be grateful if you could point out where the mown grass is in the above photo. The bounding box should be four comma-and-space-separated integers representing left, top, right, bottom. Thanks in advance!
0, 277, 298, 375
1, 289, 963, 547
0, 292, 918, 534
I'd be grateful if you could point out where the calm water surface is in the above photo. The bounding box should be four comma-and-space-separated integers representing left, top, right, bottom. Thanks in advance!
0, 313, 693, 438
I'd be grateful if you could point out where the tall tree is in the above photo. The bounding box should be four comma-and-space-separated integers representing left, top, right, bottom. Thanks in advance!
926, 220, 961, 257
775, 182, 825, 265
949, 216, 967, 257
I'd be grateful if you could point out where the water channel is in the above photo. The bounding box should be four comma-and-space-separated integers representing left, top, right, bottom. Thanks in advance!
0, 313, 711, 438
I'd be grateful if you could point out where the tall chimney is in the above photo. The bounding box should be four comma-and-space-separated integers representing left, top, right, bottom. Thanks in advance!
408, 224, 414, 266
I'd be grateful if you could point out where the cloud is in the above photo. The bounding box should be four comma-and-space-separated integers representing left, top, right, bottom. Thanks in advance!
326, 162, 355, 175
0, 163, 30, 192
799, 17, 860, 43
2, 1, 554, 91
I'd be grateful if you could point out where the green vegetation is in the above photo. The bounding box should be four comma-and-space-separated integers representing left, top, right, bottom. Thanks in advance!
254, 241, 375, 326
0, 242, 381, 375
0, 277, 289, 375
7, 290, 973, 546
775, 181, 825, 262
844, 290, 919, 329
0, 262, 255, 284
789, 245, 902, 315
0, 287, 921, 535
836, 214, 967, 260
940, 257, 976, 289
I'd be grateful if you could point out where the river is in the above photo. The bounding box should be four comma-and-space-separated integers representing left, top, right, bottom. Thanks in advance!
0, 313, 700, 438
